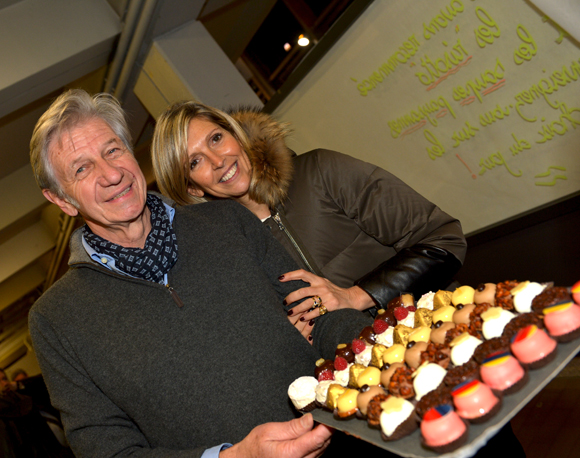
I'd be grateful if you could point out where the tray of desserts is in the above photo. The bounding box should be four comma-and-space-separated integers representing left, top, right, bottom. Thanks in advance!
288, 281, 580, 457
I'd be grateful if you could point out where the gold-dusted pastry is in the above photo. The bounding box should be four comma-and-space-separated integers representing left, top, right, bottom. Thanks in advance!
326, 383, 348, 410
348, 363, 367, 388
414, 308, 433, 328
393, 324, 413, 346
433, 290, 453, 310
371, 343, 388, 368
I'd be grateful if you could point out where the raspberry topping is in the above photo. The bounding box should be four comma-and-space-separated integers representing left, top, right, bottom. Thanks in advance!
373, 319, 389, 335
394, 306, 409, 321
406, 305, 417, 312
317, 369, 334, 382
334, 356, 348, 371
351, 338, 367, 354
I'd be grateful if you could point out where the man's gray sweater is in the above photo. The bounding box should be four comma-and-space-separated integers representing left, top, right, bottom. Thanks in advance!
29, 200, 372, 457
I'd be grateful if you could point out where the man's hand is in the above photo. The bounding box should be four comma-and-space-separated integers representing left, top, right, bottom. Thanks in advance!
221, 414, 333, 458
282, 270, 375, 322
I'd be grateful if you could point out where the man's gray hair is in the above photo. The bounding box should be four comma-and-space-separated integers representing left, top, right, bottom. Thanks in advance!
30, 89, 133, 199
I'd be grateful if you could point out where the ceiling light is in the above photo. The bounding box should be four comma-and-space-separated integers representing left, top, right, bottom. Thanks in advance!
297, 34, 309, 47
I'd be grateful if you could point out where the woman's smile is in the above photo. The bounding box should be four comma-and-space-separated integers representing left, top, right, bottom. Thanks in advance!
186, 118, 252, 200
220, 162, 238, 183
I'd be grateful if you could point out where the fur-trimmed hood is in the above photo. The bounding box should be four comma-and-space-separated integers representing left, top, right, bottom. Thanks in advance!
228, 107, 294, 209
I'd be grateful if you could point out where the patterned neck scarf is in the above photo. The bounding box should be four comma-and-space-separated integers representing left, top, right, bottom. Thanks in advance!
83, 194, 178, 284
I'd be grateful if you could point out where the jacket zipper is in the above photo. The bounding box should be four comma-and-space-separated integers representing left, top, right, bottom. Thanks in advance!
166, 284, 185, 308
272, 212, 316, 274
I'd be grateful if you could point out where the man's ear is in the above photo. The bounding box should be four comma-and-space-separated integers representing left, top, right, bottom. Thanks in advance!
187, 186, 204, 198
42, 189, 79, 217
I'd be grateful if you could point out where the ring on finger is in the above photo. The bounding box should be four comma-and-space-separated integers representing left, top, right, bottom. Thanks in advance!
312, 295, 322, 307
318, 304, 328, 316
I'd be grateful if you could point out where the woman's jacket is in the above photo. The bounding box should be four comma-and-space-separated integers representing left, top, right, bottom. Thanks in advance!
231, 108, 468, 313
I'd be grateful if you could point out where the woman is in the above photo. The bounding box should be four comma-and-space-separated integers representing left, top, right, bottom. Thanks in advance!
151, 102, 467, 323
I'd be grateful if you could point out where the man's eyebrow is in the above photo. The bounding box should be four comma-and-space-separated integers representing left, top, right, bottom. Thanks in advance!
103, 137, 121, 147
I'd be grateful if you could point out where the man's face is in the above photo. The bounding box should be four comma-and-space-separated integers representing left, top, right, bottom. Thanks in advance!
44, 118, 149, 244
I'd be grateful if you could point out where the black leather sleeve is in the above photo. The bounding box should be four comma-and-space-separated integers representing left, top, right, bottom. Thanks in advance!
355, 244, 463, 316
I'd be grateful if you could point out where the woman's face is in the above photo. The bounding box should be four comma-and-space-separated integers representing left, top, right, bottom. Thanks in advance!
186, 117, 252, 202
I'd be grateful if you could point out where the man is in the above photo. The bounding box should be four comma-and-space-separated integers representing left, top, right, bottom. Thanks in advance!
28, 89, 372, 457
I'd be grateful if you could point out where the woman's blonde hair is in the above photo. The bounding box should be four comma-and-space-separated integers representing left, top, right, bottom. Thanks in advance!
151, 101, 252, 206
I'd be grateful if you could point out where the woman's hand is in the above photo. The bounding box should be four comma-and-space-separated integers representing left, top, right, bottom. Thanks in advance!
281, 270, 375, 322
287, 309, 314, 344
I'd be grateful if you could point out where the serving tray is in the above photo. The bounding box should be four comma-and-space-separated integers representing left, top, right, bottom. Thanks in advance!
311, 337, 580, 458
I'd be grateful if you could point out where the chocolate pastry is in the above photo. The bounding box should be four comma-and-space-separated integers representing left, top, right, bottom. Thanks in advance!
415, 385, 453, 420
376, 308, 397, 327
405, 340, 428, 369
430, 321, 456, 344
314, 358, 334, 379
335, 342, 355, 363
388, 366, 415, 399
420, 342, 451, 369
454, 303, 476, 325
380, 362, 404, 387
445, 323, 475, 344
495, 280, 519, 310
531, 287, 572, 314
469, 303, 493, 337
473, 336, 510, 364
474, 283, 496, 305
387, 293, 414, 310
366, 393, 389, 428
444, 360, 480, 387
358, 326, 377, 345
502, 313, 543, 341
357, 384, 386, 418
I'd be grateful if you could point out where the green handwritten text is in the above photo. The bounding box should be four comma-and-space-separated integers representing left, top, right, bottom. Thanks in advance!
388, 96, 456, 138
423, 0, 465, 40
452, 58, 505, 104
536, 101, 580, 143
415, 38, 470, 87
425, 129, 446, 160
353, 35, 421, 96
451, 121, 480, 147
480, 104, 511, 127
474, 7, 500, 48
514, 25, 537, 64
514, 59, 580, 121
478, 151, 522, 177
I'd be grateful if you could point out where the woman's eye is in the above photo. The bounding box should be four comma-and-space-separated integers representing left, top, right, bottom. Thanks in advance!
211, 133, 222, 143
107, 147, 120, 156
190, 158, 200, 170
75, 166, 85, 175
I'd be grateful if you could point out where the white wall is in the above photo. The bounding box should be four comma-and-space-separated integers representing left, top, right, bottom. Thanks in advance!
273, 0, 580, 235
